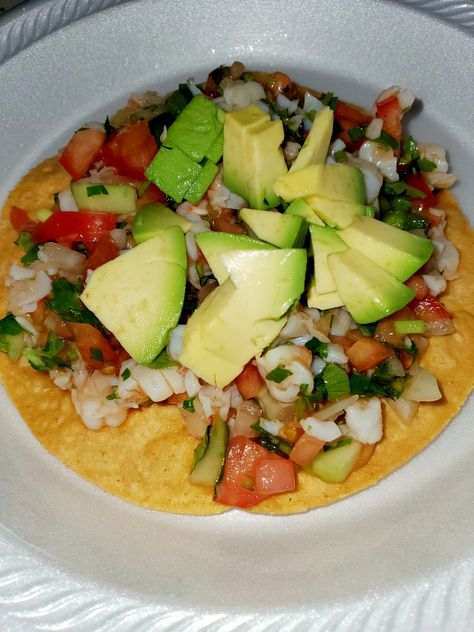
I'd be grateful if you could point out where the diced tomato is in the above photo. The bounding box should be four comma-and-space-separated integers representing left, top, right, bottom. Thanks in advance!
410, 294, 451, 322
234, 363, 264, 399
254, 457, 296, 495
10, 206, 38, 233
215, 437, 293, 508
70, 323, 117, 370
405, 173, 438, 211
346, 338, 392, 372
136, 183, 167, 209
100, 121, 158, 180
84, 233, 119, 270
289, 433, 324, 467
33, 211, 116, 246
59, 128, 106, 180
405, 274, 429, 300
334, 100, 372, 126
376, 94, 402, 146
203, 73, 220, 98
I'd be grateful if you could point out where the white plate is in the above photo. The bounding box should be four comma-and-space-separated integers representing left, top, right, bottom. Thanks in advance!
0, 1, 473, 629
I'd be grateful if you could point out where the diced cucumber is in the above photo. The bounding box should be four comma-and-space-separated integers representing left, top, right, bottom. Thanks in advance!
305, 439, 362, 483
71, 182, 137, 214
189, 418, 229, 486
3, 333, 25, 362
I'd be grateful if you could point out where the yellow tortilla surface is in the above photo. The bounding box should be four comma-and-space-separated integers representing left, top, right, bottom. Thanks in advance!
0, 158, 473, 515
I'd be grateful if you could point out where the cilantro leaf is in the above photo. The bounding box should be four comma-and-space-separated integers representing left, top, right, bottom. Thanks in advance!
46, 278, 101, 327
266, 365, 293, 383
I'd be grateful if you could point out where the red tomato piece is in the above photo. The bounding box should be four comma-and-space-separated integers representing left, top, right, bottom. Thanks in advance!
70, 323, 117, 370
214, 437, 272, 508
254, 457, 296, 495
405, 274, 429, 300
405, 173, 438, 211
411, 295, 451, 322
376, 94, 402, 146
33, 211, 116, 245
59, 128, 106, 180
346, 338, 392, 372
289, 433, 324, 467
84, 233, 119, 271
10, 206, 38, 233
334, 100, 372, 126
100, 121, 158, 180
234, 363, 264, 399
136, 183, 167, 208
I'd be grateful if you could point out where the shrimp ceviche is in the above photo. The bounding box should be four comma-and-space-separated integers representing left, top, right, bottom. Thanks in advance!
0, 61, 470, 512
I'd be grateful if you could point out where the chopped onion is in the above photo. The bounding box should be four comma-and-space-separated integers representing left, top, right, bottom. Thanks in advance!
301, 417, 341, 442
401, 364, 442, 401
223, 80, 265, 111
329, 139, 346, 157
311, 356, 326, 376
386, 398, 419, 424
330, 308, 353, 336
365, 118, 383, 140
276, 93, 299, 115
58, 188, 78, 212
259, 418, 284, 436
303, 92, 325, 115
397, 89, 415, 111
232, 400, 262, 438
326, 343, 348, 365
317, 394, 359, 421
345, 397, 383, 444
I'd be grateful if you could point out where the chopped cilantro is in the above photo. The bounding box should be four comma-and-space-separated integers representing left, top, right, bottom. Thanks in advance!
321, 91, 338, 110
183, 397, 195, 412
349, 372, 406, 398
266, 365, 293, 383
305, 337, 328, 358
14, 231, 35, 252
348, 125, 366, 142
399, 135, 420, 166
322, 363, 350, 400
46, 278, 101, 327
357, 323, 377, 337
121, 367, 131, 381
21, 245, 40, 266
90, 347, 104, 362
334, 150, 348, 162
0, 314, 23, 337
376, 130, 399, 150
23, 332, 67, 372
417, 158, 437, 172
86, 184, 108, 197
106, 387, 119, 400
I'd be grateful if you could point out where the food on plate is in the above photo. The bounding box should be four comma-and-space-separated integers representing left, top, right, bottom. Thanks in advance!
0, 62, 473, 514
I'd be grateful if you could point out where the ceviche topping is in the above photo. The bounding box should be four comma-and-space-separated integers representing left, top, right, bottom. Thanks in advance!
1, 62, 461, 509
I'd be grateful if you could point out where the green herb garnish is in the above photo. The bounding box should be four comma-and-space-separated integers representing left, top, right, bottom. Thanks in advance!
46, 278, 101, 327
321, 91, 338, 110
266, 365, 293, 383
147, 349, 178, 369
376, 130, 399, 150
90, 347, 104, 362
121, 367, 131, 380
23, 332, 68, 372
106, 387, 119, 401
348, 125, 366, 142
322, 363, 350, 401
305, 337, 328, 358
183, 397, 196, 412
416, 158, 437, 172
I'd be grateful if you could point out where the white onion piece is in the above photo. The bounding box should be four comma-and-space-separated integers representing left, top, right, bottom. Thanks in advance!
223, 80, 265, 111
376, 86, 399, 104
401, 365, 442, 402
326, 343, 348, 365
311, 356, 326, 376
365, 118, 383, 140
180, 398, 209, 439
330, 308, 353, 336
110, 228, 127, 250
290, 334, 313, 347
276, 93, 299, 114
317, 395, 359, 420
397, 89, 415, 111
386, 398, 419, 424
58, 188, 78, 212
303, 92, 324, 114
345, 397, 383, 444
301, 417, 341, 442
168, 325, 185, 361
259, 418, 284, 436
232, 400, 262, 438
329, 138, 346, 157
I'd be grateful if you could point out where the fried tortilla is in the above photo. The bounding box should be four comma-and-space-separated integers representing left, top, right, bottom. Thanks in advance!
0, 157, 473, 515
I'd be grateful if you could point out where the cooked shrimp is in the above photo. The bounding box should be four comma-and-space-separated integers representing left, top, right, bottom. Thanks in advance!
257, 344, 314, 403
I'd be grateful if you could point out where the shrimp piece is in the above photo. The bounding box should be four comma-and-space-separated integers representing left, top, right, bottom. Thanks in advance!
257, 344, 314, 403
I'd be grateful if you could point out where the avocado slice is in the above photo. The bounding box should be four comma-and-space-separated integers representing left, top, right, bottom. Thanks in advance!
304, 195, 367, 229
184, 159, 219, 204
146, 146, 202, 203
239, 208, 308, 248
132, 203, 192, 244
307, 282, 344, 310
285, 198, 325, 226
179, 249, 307, 388
71, 182, 137, 214
274, 163, 366, 205
338, 216, 434, 281
305, 440, 362, 483
289, 106, 333, 173
223, 104, 288, 209
190, 418, 229, 486
195, 231, 274, 284
309, 225, 348, 295
81, 226, 187, 364
328, 247, 416, 324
